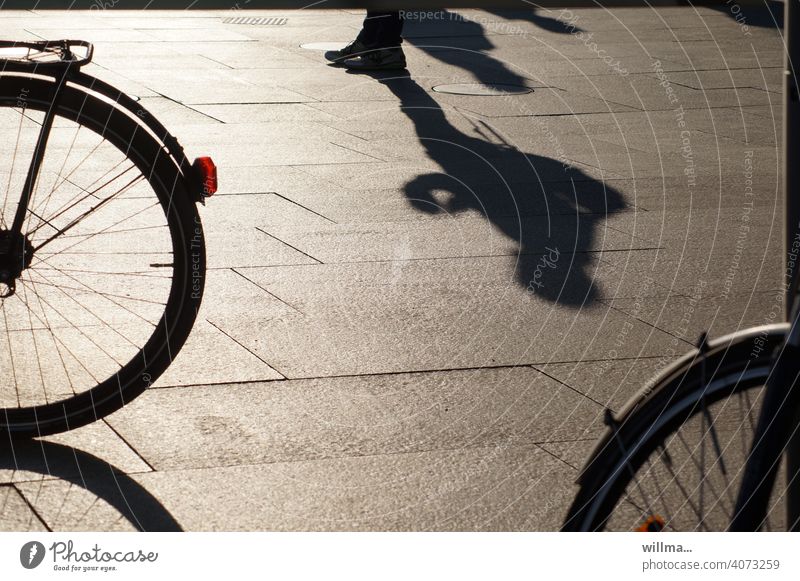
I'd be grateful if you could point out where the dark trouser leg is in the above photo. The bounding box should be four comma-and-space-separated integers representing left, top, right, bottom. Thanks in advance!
357, 11, 403, 49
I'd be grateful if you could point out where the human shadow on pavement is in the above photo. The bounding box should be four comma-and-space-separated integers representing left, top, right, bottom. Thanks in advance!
403, 9, 540, 89
0, 439, 181, 531
686, 0, 783, 29
483, 8, 583, 35
351, 71, 626, 307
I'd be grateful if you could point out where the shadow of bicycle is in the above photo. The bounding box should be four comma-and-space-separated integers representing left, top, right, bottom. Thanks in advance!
1, 439, 181, 532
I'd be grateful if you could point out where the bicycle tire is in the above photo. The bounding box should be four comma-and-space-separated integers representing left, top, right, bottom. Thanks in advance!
563, 324, 790, 531
0, 73, 204, 438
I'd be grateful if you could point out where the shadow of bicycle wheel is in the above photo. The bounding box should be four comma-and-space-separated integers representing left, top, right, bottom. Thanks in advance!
1, 439, 181, 532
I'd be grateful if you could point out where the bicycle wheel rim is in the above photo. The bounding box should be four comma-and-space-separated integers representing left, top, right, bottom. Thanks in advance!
0, 74, 202, 437
571, 357, 791, 531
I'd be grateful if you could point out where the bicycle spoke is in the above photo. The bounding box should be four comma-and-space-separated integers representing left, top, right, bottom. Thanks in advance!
32, 173, 144, 251
1, 104, 28, 230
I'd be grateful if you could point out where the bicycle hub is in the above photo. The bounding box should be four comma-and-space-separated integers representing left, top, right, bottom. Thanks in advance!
0, 230, 34, 296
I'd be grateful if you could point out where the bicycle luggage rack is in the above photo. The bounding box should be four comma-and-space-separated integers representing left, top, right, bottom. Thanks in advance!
0, 40, 93, 72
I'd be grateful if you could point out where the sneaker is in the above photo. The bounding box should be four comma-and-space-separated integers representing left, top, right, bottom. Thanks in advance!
342, 48, 407, 71
324, 39, 371, 63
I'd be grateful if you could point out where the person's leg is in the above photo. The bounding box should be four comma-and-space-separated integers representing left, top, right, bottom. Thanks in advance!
325, 10, 391, 62
370, 11, 403, 49
357, 11, 392, 47
334, 10, 407, 70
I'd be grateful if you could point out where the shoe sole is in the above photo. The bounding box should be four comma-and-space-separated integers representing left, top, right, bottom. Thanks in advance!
343, 62, 407, 71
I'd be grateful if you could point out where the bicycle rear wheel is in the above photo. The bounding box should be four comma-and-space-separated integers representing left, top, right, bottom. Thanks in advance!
0, 74, 204, 438
563, 325, 791, 531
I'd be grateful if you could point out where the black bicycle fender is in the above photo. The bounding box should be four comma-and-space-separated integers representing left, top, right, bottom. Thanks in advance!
575, 323, 790, 486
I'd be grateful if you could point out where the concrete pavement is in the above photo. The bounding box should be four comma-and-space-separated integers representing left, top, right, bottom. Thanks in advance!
0, 4, 784, 530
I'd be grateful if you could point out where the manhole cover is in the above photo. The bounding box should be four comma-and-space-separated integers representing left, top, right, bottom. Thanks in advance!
300, 42, 349, 51
432, 83, 533, 96
223, 17, 287, 25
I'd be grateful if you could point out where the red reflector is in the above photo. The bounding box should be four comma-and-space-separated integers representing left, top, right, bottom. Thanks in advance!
193, 156, 217, 196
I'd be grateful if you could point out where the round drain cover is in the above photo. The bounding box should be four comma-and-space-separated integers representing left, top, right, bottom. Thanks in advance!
300, 42, 349, 51
432, 83, 533, 96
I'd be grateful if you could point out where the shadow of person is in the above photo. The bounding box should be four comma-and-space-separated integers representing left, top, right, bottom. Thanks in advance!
682, 0, 783, 29
402, 9, 583, 89
351, 71, 626, 307
484, 7, 583, 35
1, 439, 182, 531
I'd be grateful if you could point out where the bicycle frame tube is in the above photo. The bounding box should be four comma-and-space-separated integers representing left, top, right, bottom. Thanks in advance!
783, 0, 800, 533
9, 67, 71, 240
730, 0, 800, 531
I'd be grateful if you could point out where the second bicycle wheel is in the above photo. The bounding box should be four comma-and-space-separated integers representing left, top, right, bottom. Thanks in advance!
563, 324, 790, 531
0, 74, 204, 438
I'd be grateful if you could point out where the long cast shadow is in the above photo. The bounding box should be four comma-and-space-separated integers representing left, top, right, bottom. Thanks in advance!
355, 71, 626, 307
403, 9, 534, 89
1, 439, 181, 531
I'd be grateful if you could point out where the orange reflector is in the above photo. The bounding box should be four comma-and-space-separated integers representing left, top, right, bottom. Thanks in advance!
636, 515, 665, 532
193, 156, 217, 196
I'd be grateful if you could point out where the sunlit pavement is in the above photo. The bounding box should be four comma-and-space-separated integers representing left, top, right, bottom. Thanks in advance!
0, 4, 785, 531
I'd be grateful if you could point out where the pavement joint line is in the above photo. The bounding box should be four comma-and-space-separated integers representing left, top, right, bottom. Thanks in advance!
207, 191, 278, 196
253, 226, 324, 265
153, 356, 670, 385
196, 53, 235, 70
528, 366, 611, 409
149, 376, 287, 390
204, 262, 313, 270
329, 140, 387, 163
101, 419, 158, 473
601, 300, 700, 347
205, 318, 289, 380
229, 247, 665, 270
147, 91, 253, 122
230, 266, 306, 315
177, 101, 227, 124
270, 191, 337, 224
138, 439, 575, 475
534, 442, 581, 471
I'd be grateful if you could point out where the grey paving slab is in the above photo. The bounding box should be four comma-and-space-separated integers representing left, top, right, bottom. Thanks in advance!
200, 193, 330, 267
551, 74, 774, 112
661, 68, 783, 94
222, 259, 679, 378
194, 266, 299, 324
537, 355, 682, 415
108, 366, 603, 471
129, 444, 575, 530
610, 174, 780, 211
135, 96, 223, 125
538, 439, 595, 474
172, 123, 380, 168
257, 211, 649, 265
620, 206, 782, 251
298, 157, 623, 195
598, 243, 782, 299
277, 179, 636, 224
607, 290, 782, 345
214, 165, 346, 196
193, 102, 338, 124
119, 67, 311, 105
24, 27, 157, 43
154, 319, 284, 387
652, 48, 783, 71
0, 5, 788, 532
204, 223, 320, 269
444, 87, 639, 118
